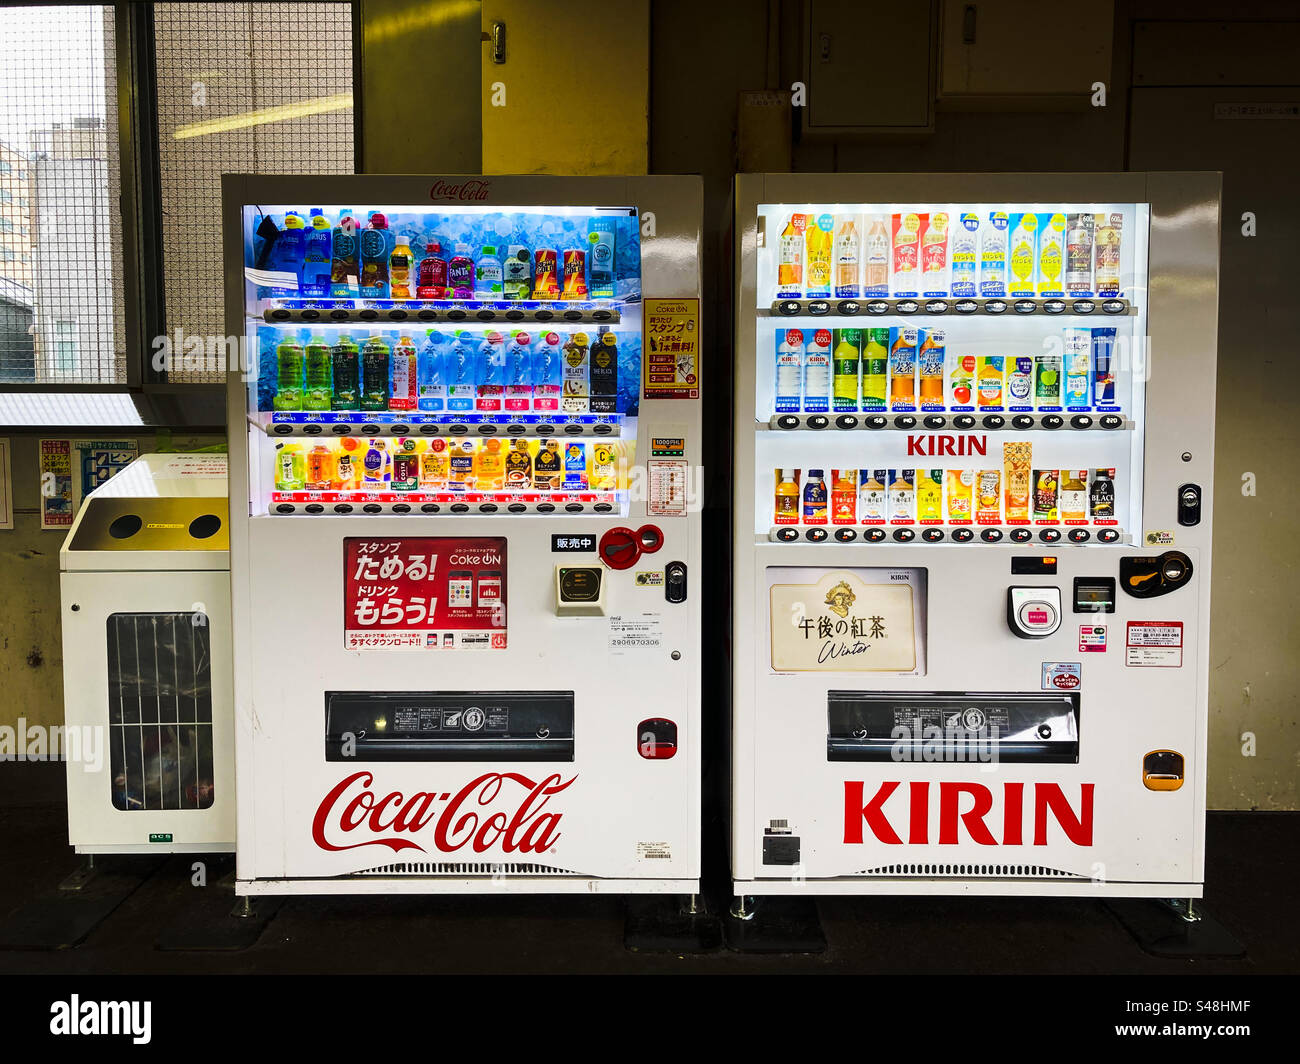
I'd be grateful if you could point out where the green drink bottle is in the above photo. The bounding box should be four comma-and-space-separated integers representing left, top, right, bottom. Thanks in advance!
331, 332, 360, 409
862, 328, 888, 411
273, 335, 304, 411
303, 334, 332, 410
360, 335, 391, 411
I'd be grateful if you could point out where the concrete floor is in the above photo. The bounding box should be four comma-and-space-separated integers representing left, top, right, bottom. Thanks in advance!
1, 763, 1295, 973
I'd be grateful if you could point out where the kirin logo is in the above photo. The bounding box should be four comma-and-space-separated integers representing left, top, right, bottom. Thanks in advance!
844, 781, 1095, 846
312, 771, 575, 855
906, 434, 988, 457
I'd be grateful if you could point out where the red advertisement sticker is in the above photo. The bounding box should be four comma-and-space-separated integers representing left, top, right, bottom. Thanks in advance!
343, 536, 506, 651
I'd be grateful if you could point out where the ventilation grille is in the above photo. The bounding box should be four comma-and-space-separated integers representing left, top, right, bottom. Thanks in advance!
859, 864, 1082, 879
355, 862, 574, 877
107, 612, 215, 811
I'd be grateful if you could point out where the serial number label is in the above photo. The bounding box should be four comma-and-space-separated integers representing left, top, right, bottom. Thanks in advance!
608, 613, 663, 651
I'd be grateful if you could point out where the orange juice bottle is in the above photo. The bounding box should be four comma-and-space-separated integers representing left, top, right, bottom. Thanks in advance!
775, 469, 799, 524
305, 442, 335, 490
831, 469, 857, 525
476, 437, 506, 491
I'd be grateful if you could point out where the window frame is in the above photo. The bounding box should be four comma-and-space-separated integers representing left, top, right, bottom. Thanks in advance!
0, 0, 363, 413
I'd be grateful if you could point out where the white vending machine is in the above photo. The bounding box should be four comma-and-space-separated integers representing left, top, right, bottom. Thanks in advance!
59, 453, 235, 854
224, 175, 704, 895
732, 173, 1219, 899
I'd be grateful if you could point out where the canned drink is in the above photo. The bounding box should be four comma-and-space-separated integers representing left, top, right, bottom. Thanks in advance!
561, 248, 588, 300
533, 248, 560, 298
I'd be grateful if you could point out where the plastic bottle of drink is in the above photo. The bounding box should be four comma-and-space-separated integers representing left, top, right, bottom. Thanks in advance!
267, 213, 308, 298
476, 437, 506, 491
360, 335, 391, 411
448, 243, 475, 300
588, 218, 616, 297
303, 334, 332, 410
391, 438, 419, 491
532, 331, 562, 411
333, 437, 360, 489
774, 469, 799, 523
475, 245, 504, 300
420, 438, 449, 489
503, 244, 532, 300
416, 240, 448, 299
389, 236, 414, 300
273, 335, 304, 410
476, 331, 505, 411
330, 331, 360, 409
446, 331, 475, 411
275, 443, 305, 490
802, 469, 828, 524
834, 218, 860, 298
305, 443, 335, 490
504, 330, 533, 411
862, 328, 888, 410
417, 330, 447, 412
589, 329, 617, 414
864, 217, 890, 295
359, 213, 393, 298
300, 209, 333, 299
505, 438, 533, 490
777, 214, 805, 296
362, 439, 390, 486
389, 334, 417, 411
832, 469, 857, 524
329, 209, 359, 298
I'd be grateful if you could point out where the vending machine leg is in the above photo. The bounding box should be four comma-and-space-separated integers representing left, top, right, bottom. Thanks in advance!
723, 894, 826, 954
58, 853, 97, 893
153, 858, 283, 951
1104, 897, 1246, 959
623, 894, 723, 953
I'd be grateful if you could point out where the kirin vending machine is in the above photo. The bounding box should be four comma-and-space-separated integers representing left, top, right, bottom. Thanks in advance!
732, 173, 1219, 899
224, 175, 703, 895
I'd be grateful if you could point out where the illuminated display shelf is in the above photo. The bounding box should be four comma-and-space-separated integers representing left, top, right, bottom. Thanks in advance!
767, 524, 1127, 544
268, 491, 622, 516
258, 412, 624, 438
258, 299, 624, 326
762, 413, 1129, 432
762, 297, 1134, 319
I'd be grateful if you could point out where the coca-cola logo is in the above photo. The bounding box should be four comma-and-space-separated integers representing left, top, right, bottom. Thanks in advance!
429, 179, 491, 202
312, 771, 575, 855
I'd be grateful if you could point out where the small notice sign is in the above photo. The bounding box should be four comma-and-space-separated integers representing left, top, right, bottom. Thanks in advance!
1126, 620, 1184, 667
643, 298, 700, 399
39, 439, 74, 529
647, 459, 688, 516
1078, 624, 1107, 653
609, 613, 663, 652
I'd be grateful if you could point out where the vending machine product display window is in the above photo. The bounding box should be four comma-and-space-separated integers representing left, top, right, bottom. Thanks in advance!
732, 173, 1219, 899
225, 175, 703, 896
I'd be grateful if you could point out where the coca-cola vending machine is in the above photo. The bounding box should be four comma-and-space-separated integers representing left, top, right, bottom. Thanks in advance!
224, 175, 703, 895
731, 173, 1219, 904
